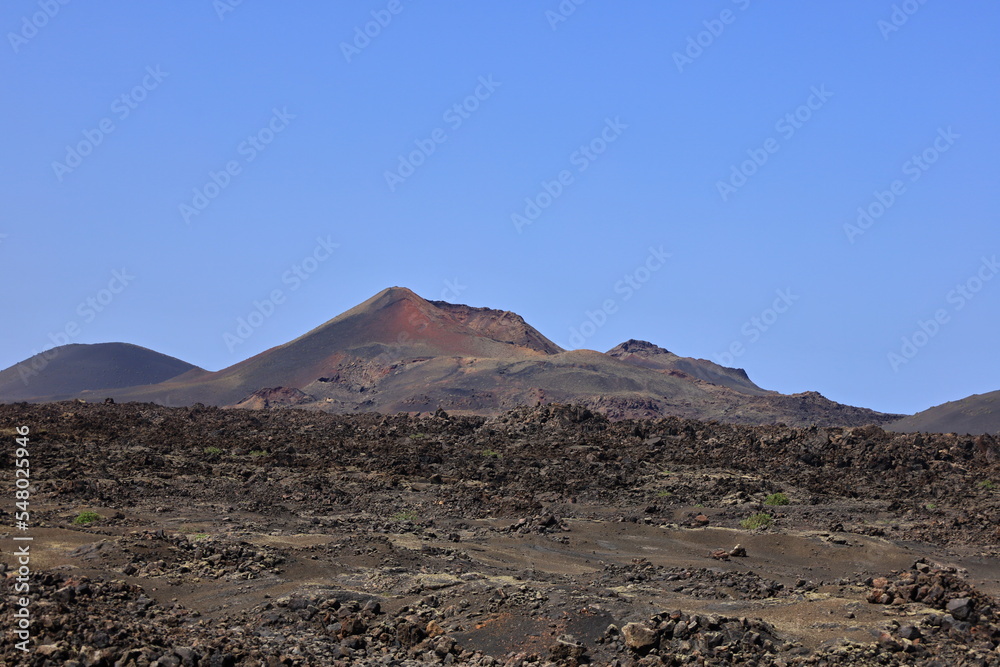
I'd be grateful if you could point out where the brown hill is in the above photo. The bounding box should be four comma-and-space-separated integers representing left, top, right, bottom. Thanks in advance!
0, 343, 199, 402
888, 390, 1000, 435
606, 339, 768, 395
2, 287, 899, 427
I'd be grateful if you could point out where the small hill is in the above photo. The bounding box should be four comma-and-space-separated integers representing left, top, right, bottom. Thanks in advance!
0, 343, 199, 403
605, 339, 768, 395
888, 390, 1000, 435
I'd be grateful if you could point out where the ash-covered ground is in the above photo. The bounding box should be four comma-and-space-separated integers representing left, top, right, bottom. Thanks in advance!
1, 402, 998, 666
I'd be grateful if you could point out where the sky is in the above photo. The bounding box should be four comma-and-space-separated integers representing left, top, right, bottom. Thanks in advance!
1, 1, 998, 416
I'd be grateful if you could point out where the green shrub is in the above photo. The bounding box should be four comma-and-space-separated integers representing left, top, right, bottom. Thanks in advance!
764, 492, 790, 506
203, 446, 223, 455
740, 512, 773, 530
978, 480, 996, 490
657, 490, 673, 498
249, 450, 268, 458
73, 511, 101, 525
391, 511, 418, 522
482, 449, 501, 458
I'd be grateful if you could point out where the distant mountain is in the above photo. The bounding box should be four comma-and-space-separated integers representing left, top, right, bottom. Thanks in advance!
888, 390, 1000, 435
0, 343, 199, 402
0, 288, 900, 427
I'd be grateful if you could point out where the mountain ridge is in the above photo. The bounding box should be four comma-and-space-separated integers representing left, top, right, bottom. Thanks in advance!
0, 287, 905, 427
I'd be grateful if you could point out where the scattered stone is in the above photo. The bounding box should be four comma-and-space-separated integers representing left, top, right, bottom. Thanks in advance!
946, 596, 973, 621
621, 622, 658, 650
2, 401, 999, 666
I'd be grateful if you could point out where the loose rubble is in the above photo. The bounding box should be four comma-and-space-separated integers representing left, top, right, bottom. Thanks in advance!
0, 401, 998, 665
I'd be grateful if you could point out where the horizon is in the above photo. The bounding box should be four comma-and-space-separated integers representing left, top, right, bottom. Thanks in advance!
1, 282, 985, 416
2, 2, 998, 416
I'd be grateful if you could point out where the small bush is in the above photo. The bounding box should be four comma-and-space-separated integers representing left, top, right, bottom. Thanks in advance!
979, 480, 996, 490
73, 511, 101, 525
203, 446, 223, 455
740, 512, 773, 530
482, 449, 501, 458
249, 450, 268, 458
391, 511, 418, 522
764, 492, 790, 506
657, 490, 673, 498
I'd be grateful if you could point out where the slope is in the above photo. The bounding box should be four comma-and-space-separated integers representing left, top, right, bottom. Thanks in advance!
74, 287, 560, 407
606, 339, 769, 395
888, 390, 1000, 435
0, 343, 199, 403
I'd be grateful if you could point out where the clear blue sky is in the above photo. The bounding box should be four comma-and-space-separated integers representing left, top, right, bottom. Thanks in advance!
1, 1, 998, 415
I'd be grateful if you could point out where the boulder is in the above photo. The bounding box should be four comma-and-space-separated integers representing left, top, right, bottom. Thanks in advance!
622, 622, 658, 650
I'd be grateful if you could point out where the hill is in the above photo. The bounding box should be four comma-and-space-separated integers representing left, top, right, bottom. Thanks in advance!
1, 288, 899, 427
888, 390, 1000, 435
0, 342, 199, 402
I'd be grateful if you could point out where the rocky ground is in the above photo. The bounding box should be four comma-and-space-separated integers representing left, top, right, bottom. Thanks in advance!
1, 401, 998, 665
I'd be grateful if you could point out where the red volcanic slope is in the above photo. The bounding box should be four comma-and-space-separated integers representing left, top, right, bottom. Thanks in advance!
71, 287, 563, 407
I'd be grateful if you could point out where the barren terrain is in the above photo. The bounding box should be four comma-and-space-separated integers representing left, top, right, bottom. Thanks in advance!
0, 289, 901, 428
1, 401, 999, 665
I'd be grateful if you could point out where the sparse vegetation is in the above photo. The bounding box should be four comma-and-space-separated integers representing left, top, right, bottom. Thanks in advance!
203, 446, 223, 455
925, 502, 937, 510
764, 492, 790, 506
657, 490, 673, 498
482, 449, 501, 458
73, 511, 101, 525
249, 450, 268, 458
979, 480, 996, 490
410, 433, 426, 440
391, 511, 418, 522
741, 512, 773, 530
180, 527, 210, 540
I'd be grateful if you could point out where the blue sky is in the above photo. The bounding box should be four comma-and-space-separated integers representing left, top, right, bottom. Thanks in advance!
1, 1, 997, 415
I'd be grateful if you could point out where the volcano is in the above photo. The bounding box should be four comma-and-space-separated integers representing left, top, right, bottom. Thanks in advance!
0, 342, 199, 402
0, 287, 897, 426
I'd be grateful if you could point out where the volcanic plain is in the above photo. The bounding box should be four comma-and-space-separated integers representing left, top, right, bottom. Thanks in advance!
2, 401, 998, 665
